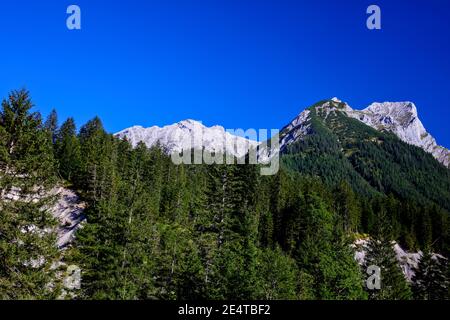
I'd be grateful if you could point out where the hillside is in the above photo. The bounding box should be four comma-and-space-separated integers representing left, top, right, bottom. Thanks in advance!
281, 99, 450, 212
1, 90, 449, 300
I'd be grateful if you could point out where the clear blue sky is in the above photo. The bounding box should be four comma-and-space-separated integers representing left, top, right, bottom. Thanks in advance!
1, 0, 449, 147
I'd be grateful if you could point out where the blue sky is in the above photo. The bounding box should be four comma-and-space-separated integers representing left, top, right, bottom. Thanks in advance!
0, 0, 449, 147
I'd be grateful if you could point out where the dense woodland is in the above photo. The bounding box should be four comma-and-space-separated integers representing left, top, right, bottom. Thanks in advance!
0, 90, 449, 300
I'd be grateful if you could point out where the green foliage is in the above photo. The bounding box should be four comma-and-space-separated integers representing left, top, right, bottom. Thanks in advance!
294, 192, 367, 300
282, 105, 450, 255
0, 89, 60, 299
364, 211, 412, 300
1, 91, 449, 300
412, 251, 449, 300
55, 117, 81, 182
256, 246, 298, 299
44, 109, 58, 145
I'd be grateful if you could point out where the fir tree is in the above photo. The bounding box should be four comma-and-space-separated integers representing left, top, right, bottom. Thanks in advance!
295, 192, 366, 300
364, 210, 412, 300
55, 117, 81, 181
256, 246, 298, 299
0, 89, 60, 299
412, 250, 449, 300
44, 109, 58, 144
334, 181, 360, 233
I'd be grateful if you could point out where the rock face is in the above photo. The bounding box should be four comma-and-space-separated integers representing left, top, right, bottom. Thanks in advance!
279, 109, 312, 152
1, 185, 85, 295
280, 98, 450, 168
115, 119, 260, 158
348, 101, 450, 167
1, 186, 86, 248
50, 187, 85, 296
49, 187, 86, 249
353, 239, 422, 282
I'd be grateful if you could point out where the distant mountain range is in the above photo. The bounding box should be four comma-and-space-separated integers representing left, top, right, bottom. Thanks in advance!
115, 98, 450, 168
115, 119, 259, 159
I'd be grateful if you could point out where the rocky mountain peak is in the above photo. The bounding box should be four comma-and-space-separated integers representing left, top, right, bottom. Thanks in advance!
316, 98, 354, 114
281, 99, 450, 168
115, 120, 259, 158
115, 99, 449, 168
331, 97, 342, 103
176, 119, 204, 130
347, 102, 449, 167
363, 101, 418, 126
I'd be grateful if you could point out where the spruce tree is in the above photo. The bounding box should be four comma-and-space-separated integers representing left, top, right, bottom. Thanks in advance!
256, 246, 298, 299
200, 162, 261, 299
0, 89, 60, 299
72, 117, 122, 299
364, 210, 412, 300
55, 117, 81, 181
412, 250, 449, 300
295, 191, 366, 300
44, 109, 59, 144
334, 181, 360, 233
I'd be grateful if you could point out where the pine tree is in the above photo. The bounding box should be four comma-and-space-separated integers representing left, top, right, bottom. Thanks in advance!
55, 117, 81, 181
364, 210, 412, 300
72, 117, 124, 299
199, 162, 262, 299
256, 246, 298, 299
412, 250, 449, 300
44, 109, 58, 144
334, 181, 360, 233
77, 117, 116, 204
0, 89, 60, 299
295, 191, 366, 300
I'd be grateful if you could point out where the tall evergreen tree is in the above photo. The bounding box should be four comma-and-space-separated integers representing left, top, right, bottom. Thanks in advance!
334, 181, 360, 233
364, 209, 412, 300
412, 250, 449, 300
44, 109, 58, 144
0, 89, 60, 299
256, 246, 298, 299
295, 192, 366, 300
55, 117, 81, 181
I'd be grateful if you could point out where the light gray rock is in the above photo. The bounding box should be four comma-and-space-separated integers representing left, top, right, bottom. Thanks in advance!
348, 101, 450, 167
49, 187, 86, 249
115, 119, 260, 159
280, 99, 450, 168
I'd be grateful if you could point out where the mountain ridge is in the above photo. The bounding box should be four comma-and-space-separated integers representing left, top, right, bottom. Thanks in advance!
114, 99, 450, 168
280, 98, 450, 168
115, 119, 259, 158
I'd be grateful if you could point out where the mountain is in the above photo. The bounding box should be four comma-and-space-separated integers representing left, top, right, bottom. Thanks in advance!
115, 99, 449, 169
348, 100, 450, 167
280, 98, 450, 210
113, 99, 450, 208
280, 98, 450, 168
4, 89, 449, 300
115, 119, 259, 158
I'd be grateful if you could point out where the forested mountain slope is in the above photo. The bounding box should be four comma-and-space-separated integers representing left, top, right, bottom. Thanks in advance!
1, 90, 449, 300
281, 99, 450, 212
